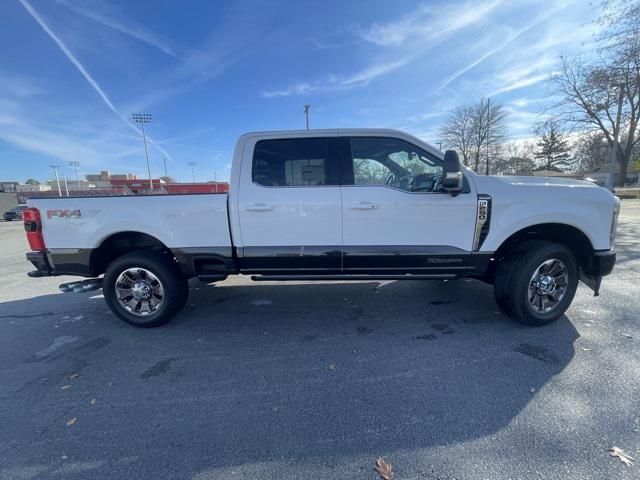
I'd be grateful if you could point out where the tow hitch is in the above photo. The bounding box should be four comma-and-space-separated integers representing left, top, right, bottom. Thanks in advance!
59, 278, 103, 293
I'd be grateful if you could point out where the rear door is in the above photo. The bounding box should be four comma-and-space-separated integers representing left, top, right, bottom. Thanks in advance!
236, 134, 342, 273
339, 135, 478, 274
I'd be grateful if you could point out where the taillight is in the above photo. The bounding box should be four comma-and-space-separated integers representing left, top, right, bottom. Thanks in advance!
23, 208, 46, 251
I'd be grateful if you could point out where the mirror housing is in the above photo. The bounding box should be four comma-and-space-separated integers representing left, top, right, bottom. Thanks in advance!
442, 150, 463, 196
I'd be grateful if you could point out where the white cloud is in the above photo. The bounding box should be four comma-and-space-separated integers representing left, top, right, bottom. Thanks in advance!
357, 0, 503, 46
262, 0, 508, 99
491, 72, 551, 95
0, 73, 43, 98
435, 7, 563, 94
341, 59, 408, 86
261, 81, 315, 98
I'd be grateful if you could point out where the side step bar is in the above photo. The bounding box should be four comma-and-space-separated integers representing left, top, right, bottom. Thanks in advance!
251, 274, 457, 281
59, 278, 103, 293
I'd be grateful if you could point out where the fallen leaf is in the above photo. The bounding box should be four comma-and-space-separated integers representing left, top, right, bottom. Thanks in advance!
60, 385, 72, 390
90, 399, 96, 405
66, 418, 77, 426
375, 458, 395, 480
609, 447, 634, 466
610, 447, 635, 465
68, 373, 79, 380
61, 454, 67, 460
622, 333, 632, 339
328, 363, 336, 370
530, 387, 536, 393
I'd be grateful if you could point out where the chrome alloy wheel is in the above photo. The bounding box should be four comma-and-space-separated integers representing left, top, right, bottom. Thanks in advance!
115, 267, 164, 316
528, 259, 568, 313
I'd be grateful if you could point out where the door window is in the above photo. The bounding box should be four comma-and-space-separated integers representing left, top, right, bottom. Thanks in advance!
252, 137, 337, 186
350, 137, 444, 192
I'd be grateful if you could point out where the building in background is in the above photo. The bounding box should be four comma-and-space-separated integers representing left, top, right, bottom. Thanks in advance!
0, 182, 19, 192
584, 162, 639, 186
85, 171, 138, 182
16, 183, 51, 192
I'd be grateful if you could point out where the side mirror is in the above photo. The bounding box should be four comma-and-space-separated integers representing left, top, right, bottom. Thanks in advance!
442, 150, 463, 196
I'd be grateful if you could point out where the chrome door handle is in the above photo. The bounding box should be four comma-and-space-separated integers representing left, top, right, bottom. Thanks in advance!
245, 203, 273, 211
350, 201, 378, 210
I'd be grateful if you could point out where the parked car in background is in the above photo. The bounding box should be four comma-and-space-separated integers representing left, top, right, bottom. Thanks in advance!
22, 129, 619, 328
3, 205, 27, 221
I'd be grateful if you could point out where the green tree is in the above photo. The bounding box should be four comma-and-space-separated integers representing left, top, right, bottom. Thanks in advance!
25, 178, 40, 185
534, 120, 572, 171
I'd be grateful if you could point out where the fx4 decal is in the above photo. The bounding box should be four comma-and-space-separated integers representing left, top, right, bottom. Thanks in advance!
47, 209, 81, 219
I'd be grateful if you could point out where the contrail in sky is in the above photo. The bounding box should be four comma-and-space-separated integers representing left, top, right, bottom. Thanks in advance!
17, 0, 172, 160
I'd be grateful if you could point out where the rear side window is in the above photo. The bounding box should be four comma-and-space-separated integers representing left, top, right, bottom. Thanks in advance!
252, 137, 337, 187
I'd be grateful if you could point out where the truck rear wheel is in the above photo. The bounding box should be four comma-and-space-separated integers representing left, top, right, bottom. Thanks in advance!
494, 241, 578, 326
103, 251, 189, 327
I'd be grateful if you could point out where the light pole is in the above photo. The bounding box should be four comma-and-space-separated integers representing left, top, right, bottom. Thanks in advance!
163, 157, 168, 178
304, 104, 310, 130
62, 174, 69, 196
213, 171, 218, 192
49, 164, 62, 196
69, 160, 80, 184
188, 161, 196, 182
132, 113, 153, 191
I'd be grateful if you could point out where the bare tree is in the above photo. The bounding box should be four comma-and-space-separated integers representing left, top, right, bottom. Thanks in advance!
551, 1, 640, 185
490, 141, 536, 175
441, 98, 508, 174
440, 104, 474, 166
573, 132, 610, 173
534, 119, 573, 171
471, 98, 509, 175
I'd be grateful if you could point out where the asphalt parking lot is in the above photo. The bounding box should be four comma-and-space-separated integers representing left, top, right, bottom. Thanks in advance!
0, 201, 638, 480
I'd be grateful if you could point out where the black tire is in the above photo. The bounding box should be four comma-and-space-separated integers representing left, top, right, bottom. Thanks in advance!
103, 250, 189, 327
494, 241, 578, 326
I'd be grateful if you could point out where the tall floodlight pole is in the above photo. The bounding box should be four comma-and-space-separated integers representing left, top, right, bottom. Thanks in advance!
188, 161, 196, 182
163, 157, 168, 178
69, 161, 80, 184
606, 84, 626, 191
50, 164, 62, 196
62, 175, 69, 196
132, 113, 153, 191
213, 171, 218, 193
304, 104, 310, 130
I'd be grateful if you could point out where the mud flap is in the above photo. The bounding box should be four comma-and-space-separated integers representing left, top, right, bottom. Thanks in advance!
579, 272, 602, 297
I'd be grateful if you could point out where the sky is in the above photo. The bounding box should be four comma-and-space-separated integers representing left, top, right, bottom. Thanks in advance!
0, 0, 602, 183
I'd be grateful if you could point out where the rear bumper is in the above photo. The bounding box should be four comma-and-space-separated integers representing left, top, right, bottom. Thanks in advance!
26, 251, 57, 277
579, 250, 616, 295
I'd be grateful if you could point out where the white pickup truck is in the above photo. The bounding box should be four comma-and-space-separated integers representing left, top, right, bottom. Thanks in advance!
23, 129, 619, 327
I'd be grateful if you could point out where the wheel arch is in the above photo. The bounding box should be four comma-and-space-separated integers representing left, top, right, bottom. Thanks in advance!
90, 231, 172, 275
488, 222, 594, 280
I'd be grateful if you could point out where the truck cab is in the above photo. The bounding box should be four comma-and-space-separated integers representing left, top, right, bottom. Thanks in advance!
23, 129, 619, 328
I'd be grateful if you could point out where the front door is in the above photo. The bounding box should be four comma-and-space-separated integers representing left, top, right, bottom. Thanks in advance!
340, 135, 478, 274
237, 135, 342, 273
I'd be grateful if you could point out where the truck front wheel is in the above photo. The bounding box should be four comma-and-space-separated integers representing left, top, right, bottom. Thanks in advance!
103, 251, 189, 327
494, 241, 578, 326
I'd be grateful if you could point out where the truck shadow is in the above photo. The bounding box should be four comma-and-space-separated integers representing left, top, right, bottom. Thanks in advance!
0, 278, 579, 479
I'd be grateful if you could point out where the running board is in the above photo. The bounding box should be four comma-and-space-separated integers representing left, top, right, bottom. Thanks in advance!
251, 274, 457, 281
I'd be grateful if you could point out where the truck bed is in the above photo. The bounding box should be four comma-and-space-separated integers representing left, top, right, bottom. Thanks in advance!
28, 193, 231, 250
